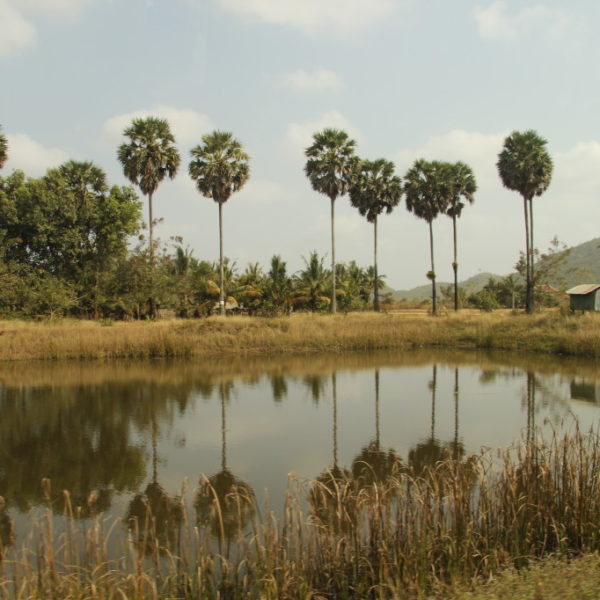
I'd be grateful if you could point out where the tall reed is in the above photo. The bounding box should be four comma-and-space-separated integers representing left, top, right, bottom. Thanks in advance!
2, 429, 600, 599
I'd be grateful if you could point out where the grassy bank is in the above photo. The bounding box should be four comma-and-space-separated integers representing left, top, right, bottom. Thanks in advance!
2, 431, 600, 599
0, 310, 600, 361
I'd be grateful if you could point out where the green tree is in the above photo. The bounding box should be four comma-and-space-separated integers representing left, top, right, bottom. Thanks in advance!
404, 159, 449, 316
0, 164, 141, 317
497, 130, 553, 314
189, 131, 250, 316
264, 255, 293, 315
349, 159, 402, 311
305, 128, 358, 314
0, 126, 7, 170
445, 162, 477, 311
293, 251, 331, 312
117, 117, 180, 255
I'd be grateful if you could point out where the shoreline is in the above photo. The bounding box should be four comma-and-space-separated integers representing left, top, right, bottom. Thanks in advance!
0, 310, 599, 362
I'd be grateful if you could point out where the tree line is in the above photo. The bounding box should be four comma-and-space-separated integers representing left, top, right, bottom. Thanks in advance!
0, 120, 553, 319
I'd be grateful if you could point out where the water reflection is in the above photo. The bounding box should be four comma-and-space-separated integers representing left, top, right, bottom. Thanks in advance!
0, 496, 14, 558
351, 370, 402, 487
195, 382, 255, 553
0, 348, 597, 527
125, 401, 184, 557
310, 373, 355, 534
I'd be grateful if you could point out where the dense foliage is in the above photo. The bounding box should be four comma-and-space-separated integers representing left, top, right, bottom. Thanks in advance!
0, 119, 570, 319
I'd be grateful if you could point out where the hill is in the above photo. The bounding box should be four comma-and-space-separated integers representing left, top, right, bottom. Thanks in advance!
392, 272, 498, 301
390, 237, 600, 301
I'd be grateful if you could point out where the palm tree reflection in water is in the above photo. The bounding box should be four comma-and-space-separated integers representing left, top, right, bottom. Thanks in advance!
195, 382, 255, 556
125, 402, 184, 558
0, 496, 14, 561
351, 370, 403, 488
310, 373, 357, 534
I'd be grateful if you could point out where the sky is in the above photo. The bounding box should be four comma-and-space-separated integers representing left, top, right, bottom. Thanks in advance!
1, 0, 600, 290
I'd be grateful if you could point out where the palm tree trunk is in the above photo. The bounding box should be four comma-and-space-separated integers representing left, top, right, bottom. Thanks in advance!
219, 201, 225, 317
430, 364, 437, 440
373, 215, 380, 312
452, 214, 459, 311
528, 196, 535, 313
429, 220, 437, 316
330, 196, 337, 314
523, 197, 531, 314
148, 191, 156, 318
375, 370, 380, 447
148, 191, 154, 256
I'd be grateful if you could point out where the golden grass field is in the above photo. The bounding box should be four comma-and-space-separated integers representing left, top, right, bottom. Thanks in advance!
0, 309, 599, 361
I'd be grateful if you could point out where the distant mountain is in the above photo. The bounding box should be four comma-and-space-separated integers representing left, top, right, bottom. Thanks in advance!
553, 237, 600, 289
391, 272, 499, 301
389, 237, 600, 301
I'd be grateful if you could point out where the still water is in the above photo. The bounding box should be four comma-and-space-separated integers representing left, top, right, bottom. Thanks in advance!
1, 348, 599, 534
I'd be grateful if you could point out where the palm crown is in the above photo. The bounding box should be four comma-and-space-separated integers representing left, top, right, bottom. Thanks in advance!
349, 159, 402, 222
117, 117, 180, 198
304, 128, 358, 200
404, 159, 449, 222
445, 161, 477, 219
497, 130, 552, 200
188, 131, 250, 203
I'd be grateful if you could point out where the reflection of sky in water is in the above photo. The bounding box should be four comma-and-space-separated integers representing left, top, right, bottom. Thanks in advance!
158, 362, 599, 513
1, 350, 599, 528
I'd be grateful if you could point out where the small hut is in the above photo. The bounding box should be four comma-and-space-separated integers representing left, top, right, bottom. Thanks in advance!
566, 284, 600, 312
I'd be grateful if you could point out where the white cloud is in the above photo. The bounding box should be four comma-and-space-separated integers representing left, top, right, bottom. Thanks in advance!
474, 1, 574, 41
18, 0, 91, 19
285, 110, 361, 155
0, 1, 37, 59
0, 0, 94, 59
103, 105, 214, 148
394, 129, 507, 187
216, 0, 398, 35
280, 68, 344, 92
5, 133, 70, 176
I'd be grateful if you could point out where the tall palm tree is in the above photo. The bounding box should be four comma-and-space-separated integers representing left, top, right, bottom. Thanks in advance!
117, 117, 180, 254
404, 159, 449, 316
305, 128, 358, 314
497, 130, 553, 314
445, 162, 477, 311
189, 131, 250, 316
349, 158, 402, 311
0, 125, 8, 170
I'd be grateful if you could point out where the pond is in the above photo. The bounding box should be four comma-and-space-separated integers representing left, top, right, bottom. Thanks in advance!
1, 348, 599, 544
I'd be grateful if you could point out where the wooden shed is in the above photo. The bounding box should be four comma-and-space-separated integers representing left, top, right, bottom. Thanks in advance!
566, 284, 600, 311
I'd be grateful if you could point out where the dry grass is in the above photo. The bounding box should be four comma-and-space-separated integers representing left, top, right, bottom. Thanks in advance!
2, 430, 600, 599
0, 310, 600, 361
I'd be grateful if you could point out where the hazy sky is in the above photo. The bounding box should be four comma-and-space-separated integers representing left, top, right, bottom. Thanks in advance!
2, 0, 599, 289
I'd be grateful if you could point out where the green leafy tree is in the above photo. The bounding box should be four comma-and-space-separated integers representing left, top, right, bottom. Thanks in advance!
349, 159, 402, 311
117, 117, 180, 254
264, 255, 293, 315
189, 131, 250, 316
293, 251, 331, 312
0, 164, 141, 318
0, 125, 7, 170
515, 236, 571, 307
497, 130, 553, 313
445, 161, 477, 311
236, 263, 265, 314
404, 159, 450, 315
305, 129, 358, 314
